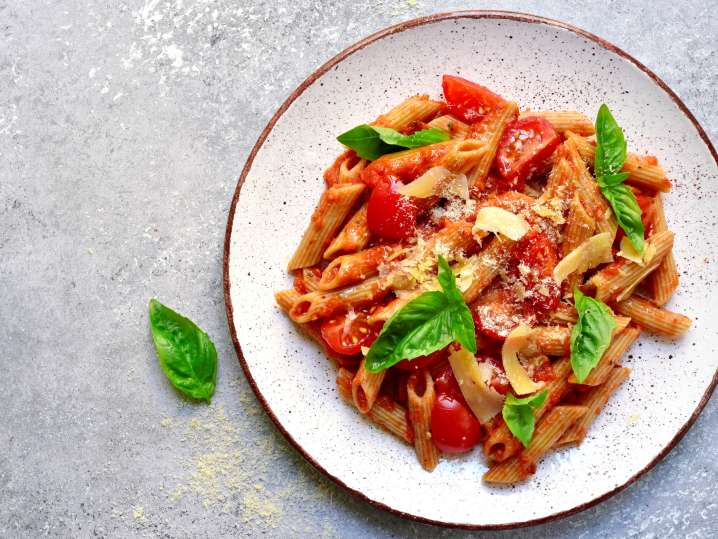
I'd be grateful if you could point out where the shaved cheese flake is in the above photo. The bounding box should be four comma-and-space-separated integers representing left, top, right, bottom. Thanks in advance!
473, 207, 530, 241
501, 325, 544, 395
553, 232, 613, 283
617, 236, 656, 266
397, 167, 468, 200
448, 345, 505, 423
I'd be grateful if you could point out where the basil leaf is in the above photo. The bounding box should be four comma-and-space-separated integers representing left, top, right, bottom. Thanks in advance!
595, 104, 627, 178
594, 105, 645, 253
502, 390, 548, 447
570, 289, 616, 383
600, 182, 645, 253
337, 124, 450, 161
149, 299, 217, 402
364, 256, 476, 372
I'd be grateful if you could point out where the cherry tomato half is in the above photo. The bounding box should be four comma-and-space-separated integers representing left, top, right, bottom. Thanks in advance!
367, 179, 419, 241
512, 229, 561, 315
495, 117, 560, 190
320, 313, 378, 356
442, 75, 505, 123
431, 394, 482, 453
433, 361, 464, 401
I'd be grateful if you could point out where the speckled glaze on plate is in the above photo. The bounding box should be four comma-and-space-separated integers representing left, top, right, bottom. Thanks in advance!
224, 11, 718, 529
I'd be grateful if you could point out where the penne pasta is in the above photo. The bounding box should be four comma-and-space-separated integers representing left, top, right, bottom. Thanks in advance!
439, 139, 487, 174
649, 195, 679, 305
373, 95, 444, 129
337, 368, 413, 444
614, 296, 691, 337
288, 183, 365, 270
558, 367, 630, 445
467, 102, 519, 189
519, 110, 595, 135
571, 326, 640, 386
589, 231, 674, 302
289, 276, 386, 323
319, 246, 395, 291
407, 370, 440, 471
484, 405, 587, 483
484, 358, 572, 463
323, 202, 370, 259
352, 359, 387, 413
324, 150, 367, 186
427, 114, 470, 139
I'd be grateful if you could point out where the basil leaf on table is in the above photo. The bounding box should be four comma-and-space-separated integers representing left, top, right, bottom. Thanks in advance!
337, 124, 450, 161
364, 256, 476, 373
502, 390, 548, 448
593, 104, 645, 253
149, 299, 217, 402
569, 289, 616, 383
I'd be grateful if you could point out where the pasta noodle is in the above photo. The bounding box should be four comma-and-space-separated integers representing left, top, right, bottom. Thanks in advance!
288, 183, 365, 270
427, 114, 470, 139
467, 102, 519, 189
614, 296, 691, 337
407, 371, 440, 471
323, 202, 370, 259
649, 195, 679, 305
519, 111, 595, 135
558, 366, 630, 445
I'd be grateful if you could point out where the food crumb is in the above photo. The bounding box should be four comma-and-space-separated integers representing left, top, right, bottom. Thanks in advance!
160, 417, 172, 427
132, 506, 145, 522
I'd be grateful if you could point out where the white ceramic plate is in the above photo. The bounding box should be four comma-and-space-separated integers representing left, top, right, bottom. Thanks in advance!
224, 11, 718, 529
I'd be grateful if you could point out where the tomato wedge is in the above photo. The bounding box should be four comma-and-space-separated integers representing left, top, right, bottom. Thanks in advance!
511, 229, 561, 315
367, 178, 420, 241
442, 75, 505, 123
320, 313, 379, 356
495, 117, 560, 190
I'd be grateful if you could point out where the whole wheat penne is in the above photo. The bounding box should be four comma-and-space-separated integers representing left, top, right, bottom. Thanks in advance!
319, 246, 395, 291
323, 202, 369, 259
407, 370, 440, 471
564, 137, 612, 229
614, 296, 691, 337
571, 326, 640, 385
589, 231, 674, 302
324, 150, 367, 186
533, 157, 576, 224
565, 131, 671, 192
467, 102, 519, 189
558, 367, 630, 446
275, 288, 301, 312
561, 193, 596, 296
361, 141, 456, 188
484, 358, 572, 463
520, 110, 595, 135
427, 114, 469, 139
289, 276, 386, 323
300, 268, 321, 292
288, 183, 365, 270
550, 302, 578, 324
484, 405, 587, 483
373, 95, 444, 129
337, 368, 413, 444
352, 359, 387, 413
439, 139, 487, 175
463, 237, 515, 304
649, 195, 679, 305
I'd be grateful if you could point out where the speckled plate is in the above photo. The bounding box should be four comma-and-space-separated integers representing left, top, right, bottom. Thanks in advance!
224, 11, 718, 529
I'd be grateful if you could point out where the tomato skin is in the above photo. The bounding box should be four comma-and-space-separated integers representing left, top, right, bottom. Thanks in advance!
495, 117, 560, 191
320, 314, 379, 356
512, 229, 561, 316
431, 395, 483, 453
393, 349, 445, 372
433, 362, 464, 401
367, 179, 419, 241
442, 75, 505, 123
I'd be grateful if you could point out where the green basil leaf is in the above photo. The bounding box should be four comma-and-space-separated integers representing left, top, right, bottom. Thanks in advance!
502, 390, 548, 447
364, 257, 476, 372
601, 182, 645, 253
337, 124, 450, 161
149, 299, 217, 402
594, 106, 644, 254
570, 289, 616, 383
595, 104, 627, 178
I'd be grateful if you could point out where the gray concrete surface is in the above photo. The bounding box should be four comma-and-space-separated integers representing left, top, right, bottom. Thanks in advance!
1, 1, 716, 537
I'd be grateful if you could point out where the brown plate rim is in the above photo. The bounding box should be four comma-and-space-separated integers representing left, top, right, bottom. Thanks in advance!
222, 9, 718, 530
